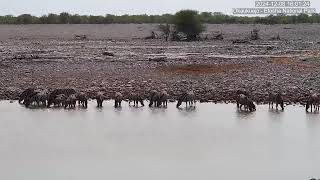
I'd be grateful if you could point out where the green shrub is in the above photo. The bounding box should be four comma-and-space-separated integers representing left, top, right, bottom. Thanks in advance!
173, 10, 205, 41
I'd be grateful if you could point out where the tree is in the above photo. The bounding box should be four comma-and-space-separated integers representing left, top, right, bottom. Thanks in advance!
0, 15, 17, 24
47, 13, 59, 24
70, 14, 82, 24
199, 12, 212, 23
59, 12, 70, 24
39, 15, 48, 24
16, 14, 33, 24
88, 15, 105, 24
158, 23, 171, 41
297, 13, 309, 23
104, 14, 115, 23
173, 10, 205, 41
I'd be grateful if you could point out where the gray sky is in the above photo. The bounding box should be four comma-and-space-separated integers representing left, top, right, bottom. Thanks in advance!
2, 0, 320, 16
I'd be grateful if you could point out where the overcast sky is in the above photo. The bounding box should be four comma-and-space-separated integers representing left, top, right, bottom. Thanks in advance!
2, 0, 320, 16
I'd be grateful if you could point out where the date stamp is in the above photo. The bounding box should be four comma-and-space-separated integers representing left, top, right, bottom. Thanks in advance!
232, 0, 317, 15
255, 1, 311, 7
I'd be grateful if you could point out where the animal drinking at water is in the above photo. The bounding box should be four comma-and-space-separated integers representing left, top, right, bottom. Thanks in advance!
176, 91, 196, 108
236, 94, 256, 112
268, 92, 284, 111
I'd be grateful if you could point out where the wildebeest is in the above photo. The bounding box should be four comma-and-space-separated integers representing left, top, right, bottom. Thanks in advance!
19, 88, 35, 104
35, 90, 49, 106
24, 89, 49, 108
236, 94, 256, 112
268, 92, 284, 111
64, 94, 77, 109
149, 90, 161, 107
77, 92, 88, 108
128, 93, 144, 107
158, 91, 169, 107
306, 93, 320, 112
23, 91, 40, 107
53, 94, 67, 107
96, 92, 105, 108
47, 89, 77, 107
114, 92, 123, 108
176, 91, 196, 108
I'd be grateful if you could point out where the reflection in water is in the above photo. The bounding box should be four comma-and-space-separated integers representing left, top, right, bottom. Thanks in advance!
177, 106, 196, 112
235, 109, 256, 120
268, 108, 284, 121
306, 112, 320, 130
0, 101, 319, 180
306, 111, 320, 115
177, 106, 197, 118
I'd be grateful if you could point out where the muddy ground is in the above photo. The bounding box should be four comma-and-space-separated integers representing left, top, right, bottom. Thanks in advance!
1, 24, 320, 103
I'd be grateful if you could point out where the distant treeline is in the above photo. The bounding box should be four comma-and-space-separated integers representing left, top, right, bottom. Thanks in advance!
1, 12, 320, 24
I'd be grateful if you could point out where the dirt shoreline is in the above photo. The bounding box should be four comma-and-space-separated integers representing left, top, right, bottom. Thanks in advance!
1, 24, 320, 104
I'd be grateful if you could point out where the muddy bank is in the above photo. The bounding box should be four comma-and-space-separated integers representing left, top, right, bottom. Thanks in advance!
1, 24, 320, 103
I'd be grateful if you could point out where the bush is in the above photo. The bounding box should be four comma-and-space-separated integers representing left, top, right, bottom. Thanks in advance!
173, 10, 205, 41
250, 28, 260, 40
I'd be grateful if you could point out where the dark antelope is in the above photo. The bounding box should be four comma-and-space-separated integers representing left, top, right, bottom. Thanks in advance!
64, 94, 77, 109
114, 92, 123, 108
149, 90, 161, 107
96, 92, 105, 108
77, 92, 88, 108
236, 94, 256, 112
268, 92, 284, 111
128, 93, 144, 107
47, 89, 77, 107
306, 93, 320, 112
176, 91, 196, 108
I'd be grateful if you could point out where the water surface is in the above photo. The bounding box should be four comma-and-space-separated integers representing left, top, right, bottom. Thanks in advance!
0, 101, 319, 180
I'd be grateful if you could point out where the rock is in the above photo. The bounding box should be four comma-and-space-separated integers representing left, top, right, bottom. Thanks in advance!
74, 35, 87, 40
266, 46, 274, 50
148, 56, 167, 62
232, 39, 251, 44
213, 33, 224, 40
200, 99, 209, 103
103, 51, 115, 56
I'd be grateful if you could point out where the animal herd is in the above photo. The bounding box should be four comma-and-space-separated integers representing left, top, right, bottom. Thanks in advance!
18, 88, 196, 110
17, 88, 320, 113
